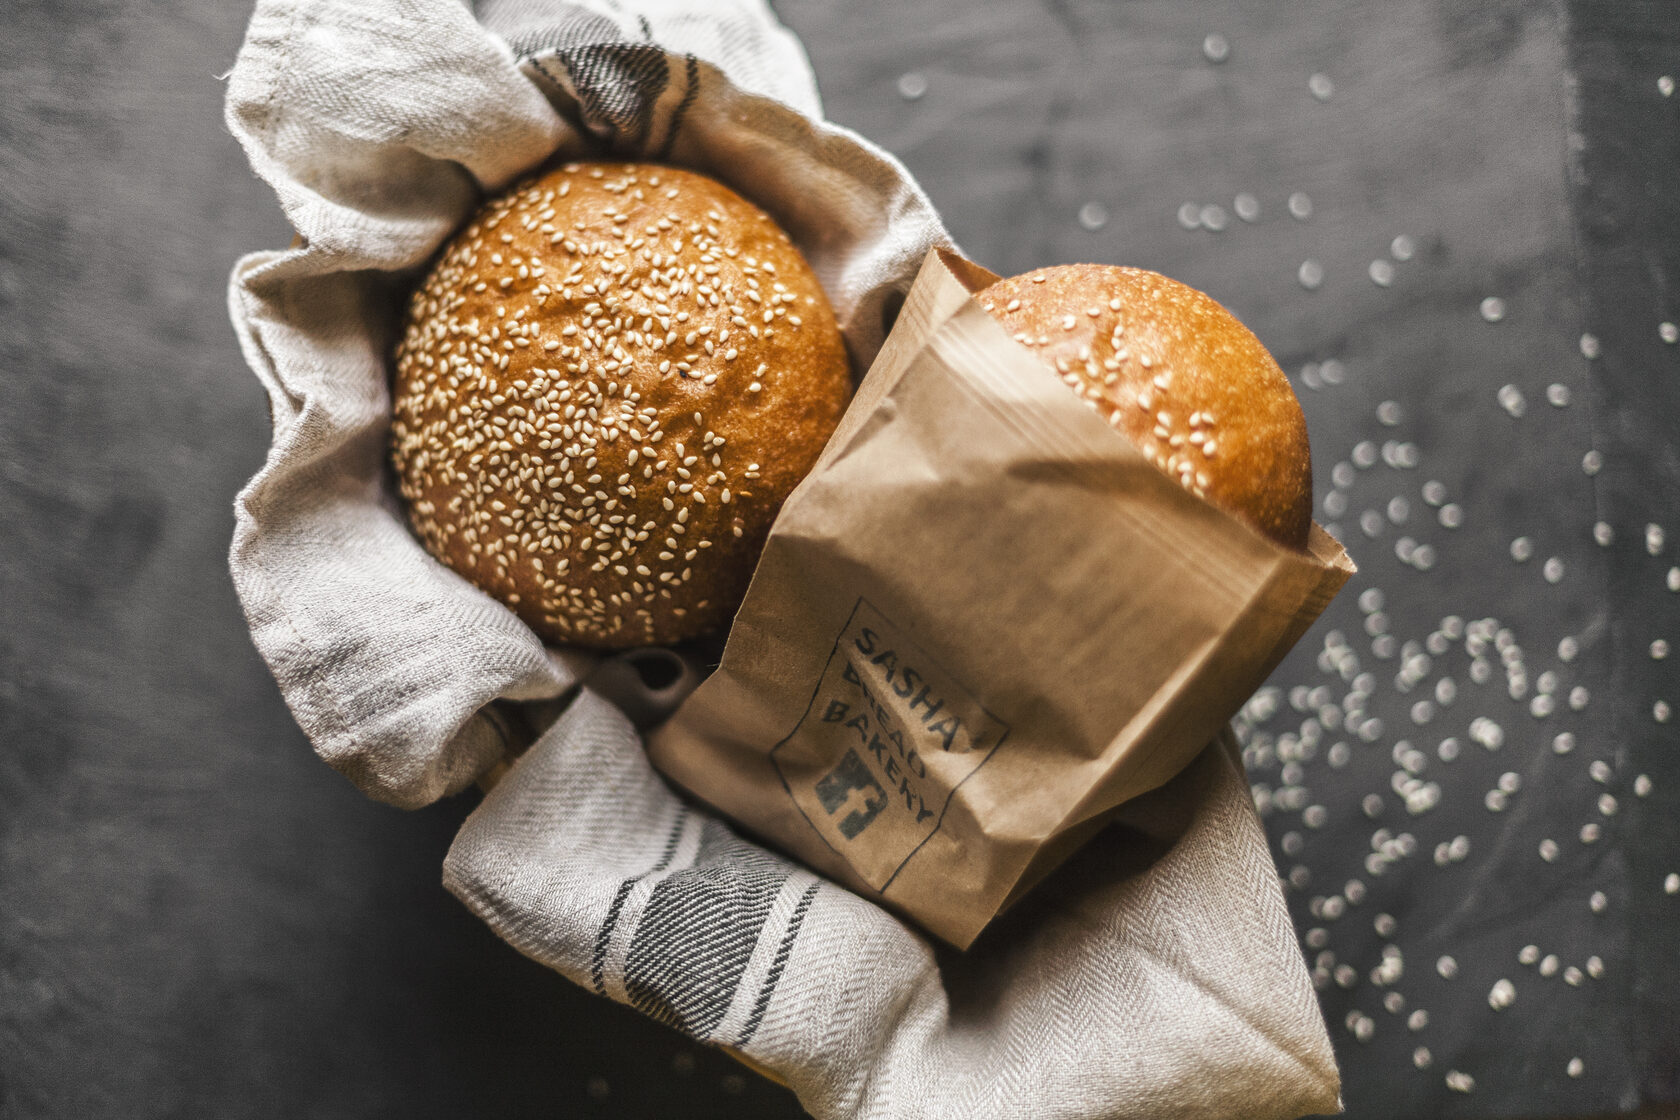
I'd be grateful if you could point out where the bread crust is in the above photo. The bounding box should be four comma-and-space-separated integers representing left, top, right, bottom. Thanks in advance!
979, 264, 1312, 549
391, 162, 852, 648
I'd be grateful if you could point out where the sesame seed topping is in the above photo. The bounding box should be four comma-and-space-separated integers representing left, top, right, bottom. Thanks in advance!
388, 162, 845, 647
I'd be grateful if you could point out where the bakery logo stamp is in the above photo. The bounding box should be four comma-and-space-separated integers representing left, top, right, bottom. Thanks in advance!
771, 598, 1010, 892
813, 750, 889, 839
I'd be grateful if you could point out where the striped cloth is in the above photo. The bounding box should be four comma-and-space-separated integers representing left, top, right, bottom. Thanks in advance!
222, 1, 1339, 1115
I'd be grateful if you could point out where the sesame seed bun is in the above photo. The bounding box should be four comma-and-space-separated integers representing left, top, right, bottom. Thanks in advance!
391, 162, 852, 649
978, 264, 1312, 549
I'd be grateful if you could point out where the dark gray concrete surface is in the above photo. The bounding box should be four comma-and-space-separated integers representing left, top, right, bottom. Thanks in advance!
2, 1, 1676, 1117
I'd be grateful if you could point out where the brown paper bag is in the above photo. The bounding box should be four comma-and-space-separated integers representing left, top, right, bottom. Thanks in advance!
646, 248, 1354, 948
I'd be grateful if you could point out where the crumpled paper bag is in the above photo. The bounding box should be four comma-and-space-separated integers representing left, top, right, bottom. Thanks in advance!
650, 247, 1353, 948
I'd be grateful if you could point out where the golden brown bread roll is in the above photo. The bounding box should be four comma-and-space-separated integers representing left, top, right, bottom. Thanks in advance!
979, 264, 1312, 549
391, 162, 852, 649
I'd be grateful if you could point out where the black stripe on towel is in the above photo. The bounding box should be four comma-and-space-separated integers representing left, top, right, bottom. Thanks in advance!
589, 806, 689, 994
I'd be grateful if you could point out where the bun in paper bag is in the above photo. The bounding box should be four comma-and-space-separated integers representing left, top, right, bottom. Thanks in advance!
648, 250, 1354, 948
978, 264, 1312, 550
